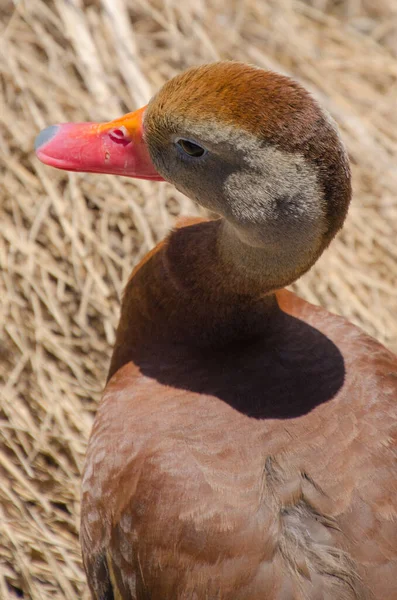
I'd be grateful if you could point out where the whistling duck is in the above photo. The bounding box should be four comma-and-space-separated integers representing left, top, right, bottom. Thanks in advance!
35, 62, 397, 600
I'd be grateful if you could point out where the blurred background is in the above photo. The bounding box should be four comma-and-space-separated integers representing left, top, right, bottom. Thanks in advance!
1, 0, 397, 598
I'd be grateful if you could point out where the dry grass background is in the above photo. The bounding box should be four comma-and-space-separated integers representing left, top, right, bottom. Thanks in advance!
1, 0, 397, 598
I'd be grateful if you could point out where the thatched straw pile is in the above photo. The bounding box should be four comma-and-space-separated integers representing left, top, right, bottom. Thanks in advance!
1, 0, 397, 597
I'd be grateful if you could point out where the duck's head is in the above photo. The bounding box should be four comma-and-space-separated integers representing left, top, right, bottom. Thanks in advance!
35, 62, 351, 289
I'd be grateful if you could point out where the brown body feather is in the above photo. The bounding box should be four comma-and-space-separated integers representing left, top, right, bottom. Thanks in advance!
81, 219, 397, 600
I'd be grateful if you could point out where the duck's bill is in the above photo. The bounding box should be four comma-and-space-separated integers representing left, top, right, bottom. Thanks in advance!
34, 106, 163, 181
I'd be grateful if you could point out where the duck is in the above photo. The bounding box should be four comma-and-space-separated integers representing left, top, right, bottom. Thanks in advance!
35, 61, 397, 600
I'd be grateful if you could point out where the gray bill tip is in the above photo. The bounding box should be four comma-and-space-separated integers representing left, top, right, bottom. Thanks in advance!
34, 125, 59, 152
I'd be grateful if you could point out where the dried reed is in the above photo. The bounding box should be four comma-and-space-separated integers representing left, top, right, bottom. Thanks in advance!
1, 0, 397, 597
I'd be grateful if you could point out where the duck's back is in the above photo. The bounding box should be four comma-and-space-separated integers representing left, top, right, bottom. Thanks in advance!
81, 290, 397, 600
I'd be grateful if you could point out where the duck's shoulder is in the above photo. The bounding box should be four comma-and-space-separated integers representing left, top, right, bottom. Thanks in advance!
277, 288, 397, 373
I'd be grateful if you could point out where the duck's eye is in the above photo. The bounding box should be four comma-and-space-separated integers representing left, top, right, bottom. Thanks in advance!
176, 138, 206, 158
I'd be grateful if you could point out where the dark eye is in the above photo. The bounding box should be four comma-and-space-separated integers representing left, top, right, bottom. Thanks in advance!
176, 138, 206, 158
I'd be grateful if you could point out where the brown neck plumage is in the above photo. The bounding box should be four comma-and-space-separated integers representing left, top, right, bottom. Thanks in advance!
108, 218, 282, 381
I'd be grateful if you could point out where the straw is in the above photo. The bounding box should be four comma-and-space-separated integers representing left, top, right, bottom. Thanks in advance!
1, 0, 397, 597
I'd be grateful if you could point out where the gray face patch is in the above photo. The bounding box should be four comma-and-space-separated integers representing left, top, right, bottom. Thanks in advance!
148, 117, 327, 289
223, 143, 324, 249
150, 117, 324, 236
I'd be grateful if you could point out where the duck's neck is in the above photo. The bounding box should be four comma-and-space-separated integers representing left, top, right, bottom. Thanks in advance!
108, 218, 285, 379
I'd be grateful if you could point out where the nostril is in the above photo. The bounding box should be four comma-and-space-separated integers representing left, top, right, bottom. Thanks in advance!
34, 125, 60, 151
109, 126, 131, 146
